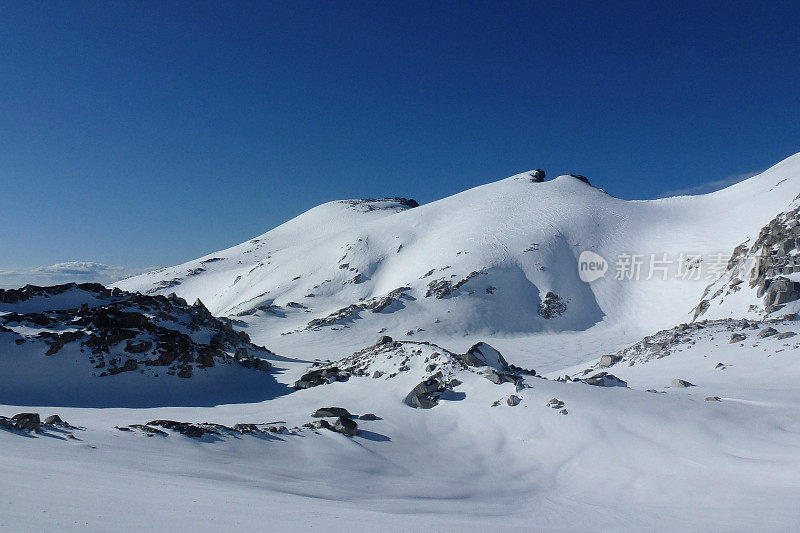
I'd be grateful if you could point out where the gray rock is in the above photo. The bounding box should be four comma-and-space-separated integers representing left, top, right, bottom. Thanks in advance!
529, 169, 546, 182
506, 395, 522, 406
484, 368, 517, 385
729, 333, 747, 343
671, 378, 695, 388
757, 327, 779, 338
538, 291, 567, 319
404, 373, 446, 409
463, 342, 508, 370
777, 331, 797, 340
377, 335, 393, 345
333, 416, 358, 436
312, 407, 354, 418
12, 413, 40, 431
581, 372, 627, 387
371, 370, 384, 379
547, 398, 565, 409
44, 414, 65, 426
358, 413, 380, 420
599, 354, 622, 368
705, 396, 721, 402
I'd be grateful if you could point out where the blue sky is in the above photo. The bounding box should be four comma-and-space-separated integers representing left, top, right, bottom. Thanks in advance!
1, 1, 799, 284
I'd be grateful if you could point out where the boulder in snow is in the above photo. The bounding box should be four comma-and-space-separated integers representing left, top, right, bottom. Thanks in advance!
757, 327, 778, 338
529, 169, 546, 182
581, 372, 627, 387
333, 416, 358, 436
313, 407, 354, 418
463, 342, 508, 371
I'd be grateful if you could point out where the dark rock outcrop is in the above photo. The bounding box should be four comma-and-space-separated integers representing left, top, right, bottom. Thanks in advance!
529, 169, 546, 182
538, 292, 567, 319
404, 373, 447, 409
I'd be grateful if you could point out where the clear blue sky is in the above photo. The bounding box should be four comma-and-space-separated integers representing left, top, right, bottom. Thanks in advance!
1, 1, 799, 277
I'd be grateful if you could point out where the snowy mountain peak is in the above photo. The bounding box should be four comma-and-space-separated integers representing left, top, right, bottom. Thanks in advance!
115, 153, 800, 362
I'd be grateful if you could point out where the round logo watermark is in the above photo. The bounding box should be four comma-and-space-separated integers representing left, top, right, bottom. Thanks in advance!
578, 250, 608, 283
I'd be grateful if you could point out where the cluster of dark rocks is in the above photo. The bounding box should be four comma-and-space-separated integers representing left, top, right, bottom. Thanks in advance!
538, 291, 567, 319
305, 287, 412, 330
115, 410, 379, 440
304, 407, 373, 436
404, 372, 450, 409
529, 169, 546, 182
117, 420, 292, 438
294, 366, 350, 389
0, 412, 72, 433
425, 270, 485, 299
568, 174, 591, 185
337, 198, 419, 214
0, 282, 274, 380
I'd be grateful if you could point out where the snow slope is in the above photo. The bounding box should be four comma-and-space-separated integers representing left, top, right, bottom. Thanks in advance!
116, 153, 800, 363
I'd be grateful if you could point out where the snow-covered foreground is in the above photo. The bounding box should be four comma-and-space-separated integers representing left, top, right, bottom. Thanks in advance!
3, 328, 800, 531
4, 154, 800, 530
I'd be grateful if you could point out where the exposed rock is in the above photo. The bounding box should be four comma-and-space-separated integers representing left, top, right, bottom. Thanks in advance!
12, 413, 41, 431
529, 169, 546, 182
44, 414, 65, 426
506, 395, 522, 406
568, 174, 590, 185
333, 416, 358, 436
312, 407, 354, 418
124, 340, 152, 354
599, 354, 622, 368
671, 378, 695, 388
705, 396, 721, 402
547, 398, 565, 409
358, 413, 380, 420
108, 358, 138, 375
463, 342, 508, 370
425, 271, 484, 299
777, 331, 797, 340
580, 372, 627, 387
147, 420, 217, 438
0, 283, 278, 387
484, 368, 518, 385
729, 333, 747, 343
758, 327, 779, 338
405, 373, 446, 409
294, 367, 348, 389
538, 292, 567, 319
313, 419, 333, 431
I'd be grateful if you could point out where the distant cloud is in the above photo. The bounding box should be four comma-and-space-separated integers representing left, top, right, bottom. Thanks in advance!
659, 170, 762, 198
0, 262, 147, 289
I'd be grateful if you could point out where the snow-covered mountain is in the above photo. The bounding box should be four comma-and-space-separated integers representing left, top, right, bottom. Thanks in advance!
116, 152, 800, 364
5, 152, 800, 531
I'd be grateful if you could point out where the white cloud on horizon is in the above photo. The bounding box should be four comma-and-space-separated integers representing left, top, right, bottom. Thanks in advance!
0, 262, 149, 289
659, 170, 762, 198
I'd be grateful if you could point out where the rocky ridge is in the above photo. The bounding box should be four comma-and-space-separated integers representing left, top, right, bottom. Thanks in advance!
0, 283, 275, 380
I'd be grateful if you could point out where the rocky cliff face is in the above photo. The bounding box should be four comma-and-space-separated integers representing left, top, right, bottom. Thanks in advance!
694, 195, 800, 319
